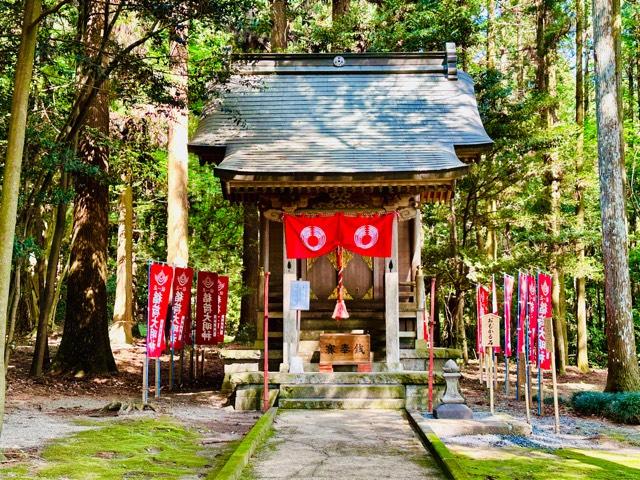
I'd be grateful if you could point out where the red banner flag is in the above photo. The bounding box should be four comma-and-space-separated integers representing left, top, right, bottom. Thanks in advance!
169, 267, 193, 350
216, 275, 229, 343
527, 274, 538, 363
517, 272, 527, 355
340, 213, 394, 258
476, 284, 490, 353
283, 214, 339, 258
195, 271, 219, 345
490, 276, 502, 354
504, 274, 515, 357
147, 262, 174, 358
537, 273, 553, 370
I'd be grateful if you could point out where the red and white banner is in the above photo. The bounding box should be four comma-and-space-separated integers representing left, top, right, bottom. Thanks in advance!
504, 274, 515, 357
283, 212, 395, 259
169, 267, 193, 350
517, 272, 527, 355
491, 276, 501, 354
527, 274, 538, 363
476, 284, 490, 353
537, 273, 553, 370
284, 214, 339, 258
147, 262, 174, 358
216, 275, 229, 343
340, 213, 393, 257
195, 271, 219, 345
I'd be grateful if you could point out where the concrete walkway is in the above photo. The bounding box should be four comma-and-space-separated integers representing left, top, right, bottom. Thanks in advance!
241, 410, 445, 479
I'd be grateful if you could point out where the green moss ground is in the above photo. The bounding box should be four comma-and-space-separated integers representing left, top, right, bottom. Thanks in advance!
453, 445, 640, 480
0, 417, 213, 479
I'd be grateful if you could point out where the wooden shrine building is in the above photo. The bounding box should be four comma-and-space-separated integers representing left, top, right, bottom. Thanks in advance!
189, 44, 492, 374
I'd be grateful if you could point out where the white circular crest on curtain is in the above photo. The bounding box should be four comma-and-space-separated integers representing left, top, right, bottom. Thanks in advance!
300, 226, 327, 251
354, 225, 379, 249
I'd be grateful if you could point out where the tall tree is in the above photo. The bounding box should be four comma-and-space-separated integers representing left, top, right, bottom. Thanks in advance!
575, 0, 589, 373
0, 0, 42, 435
109, 182, 134, 345
31, 171, 70, 376
593, 0, 640, 391
332, 0, 350, 21
167, 23, 190, 268
54, 0, 117, 375
271, 0, 287, 51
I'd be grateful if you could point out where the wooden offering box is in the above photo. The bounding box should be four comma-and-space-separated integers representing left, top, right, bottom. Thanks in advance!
319, 333, 370, 365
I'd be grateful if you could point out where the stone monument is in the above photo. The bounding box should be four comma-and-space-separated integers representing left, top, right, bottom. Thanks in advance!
433, 359, 473, 419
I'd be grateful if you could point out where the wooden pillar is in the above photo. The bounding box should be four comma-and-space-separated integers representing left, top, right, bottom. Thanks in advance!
412, 208, 426, 344
257, 212, 269, 343
385, 212, 402, 370
282, 223, 297, 372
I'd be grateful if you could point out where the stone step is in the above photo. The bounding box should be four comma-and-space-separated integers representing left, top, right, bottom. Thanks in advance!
227, 371, 433, 386
279, 384, 405, 400
278, 398, 406, 409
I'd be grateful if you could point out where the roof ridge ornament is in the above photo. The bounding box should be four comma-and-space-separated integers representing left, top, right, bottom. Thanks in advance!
445, 42, 458, 81
333, 55, 345, 68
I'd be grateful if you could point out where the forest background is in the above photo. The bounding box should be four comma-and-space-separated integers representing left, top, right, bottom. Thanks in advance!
0, 0, 639, 390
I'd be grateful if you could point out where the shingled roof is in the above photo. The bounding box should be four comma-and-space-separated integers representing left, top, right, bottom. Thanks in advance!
189, 46, 492, 201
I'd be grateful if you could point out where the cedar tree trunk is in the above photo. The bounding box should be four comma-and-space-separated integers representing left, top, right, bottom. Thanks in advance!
54, 0, 116, 375
593, 0, 640, 391
167, 24, 189, 267
271, 0, 287, 51
0, 0, 42, 436
575, 0, 589, 372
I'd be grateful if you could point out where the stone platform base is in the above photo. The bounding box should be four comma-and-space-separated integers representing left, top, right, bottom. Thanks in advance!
420, 412, 532, 438
226, 371, 446, 411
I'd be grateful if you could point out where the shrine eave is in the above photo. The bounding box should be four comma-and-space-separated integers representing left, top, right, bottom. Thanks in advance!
215, 171, 463, 204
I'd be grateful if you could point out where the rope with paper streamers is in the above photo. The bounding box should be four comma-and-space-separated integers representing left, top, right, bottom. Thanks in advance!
332, 246, 349, 320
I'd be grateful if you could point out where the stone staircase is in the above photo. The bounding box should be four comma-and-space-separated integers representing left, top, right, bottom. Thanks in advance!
278, 383, 406, 409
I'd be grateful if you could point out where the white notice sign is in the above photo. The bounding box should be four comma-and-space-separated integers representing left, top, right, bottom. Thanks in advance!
481, 313, 501, 348
290, 280, 310, 311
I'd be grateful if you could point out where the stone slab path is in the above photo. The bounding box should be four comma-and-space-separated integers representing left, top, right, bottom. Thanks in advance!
241, 410, 445, 479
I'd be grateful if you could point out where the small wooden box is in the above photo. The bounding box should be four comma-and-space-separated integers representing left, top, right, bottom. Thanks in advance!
319, 333, 370, 365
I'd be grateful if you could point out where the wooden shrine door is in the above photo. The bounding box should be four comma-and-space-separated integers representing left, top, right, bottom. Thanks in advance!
304, 251, 383, 308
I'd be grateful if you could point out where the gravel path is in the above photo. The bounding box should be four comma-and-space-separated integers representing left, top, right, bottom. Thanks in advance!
242, 410, 444, 479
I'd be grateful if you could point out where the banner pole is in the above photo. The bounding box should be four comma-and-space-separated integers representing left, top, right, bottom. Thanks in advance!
170, 349, 174, 391
169, 312, 174, 391
492, 349, 498, 391
549, 317, 560, 432
144, 260, 150, 404
428, 277, 436, 413
488, 347, 494, 414
155, 357, 161, 399
178, 348, 183, 388
263, 271, 271, 412
142, 353, 148, 405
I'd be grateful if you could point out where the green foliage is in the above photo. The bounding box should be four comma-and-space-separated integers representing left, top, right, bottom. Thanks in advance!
572, 391, 640, 424
370, 0, 480, 52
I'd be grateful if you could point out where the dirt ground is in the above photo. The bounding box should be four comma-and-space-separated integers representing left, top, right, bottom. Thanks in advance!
1, 340, 258, 472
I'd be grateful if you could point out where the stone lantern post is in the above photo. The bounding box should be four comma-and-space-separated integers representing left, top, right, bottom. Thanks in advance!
434, 359, 473, 419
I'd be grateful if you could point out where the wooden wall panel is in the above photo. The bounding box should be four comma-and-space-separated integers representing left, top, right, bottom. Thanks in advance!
398, 219, 413, 283
268, 221, 283, 299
